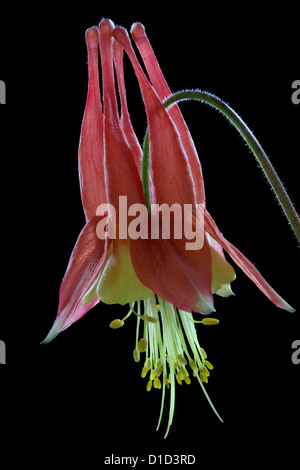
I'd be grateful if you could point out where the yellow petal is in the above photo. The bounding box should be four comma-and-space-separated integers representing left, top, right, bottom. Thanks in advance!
210, 245, 236, 294
97, 240, 152, 304
215, 283, 234, 297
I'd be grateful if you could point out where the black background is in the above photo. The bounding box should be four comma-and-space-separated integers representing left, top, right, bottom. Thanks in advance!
1, 3, 299, 467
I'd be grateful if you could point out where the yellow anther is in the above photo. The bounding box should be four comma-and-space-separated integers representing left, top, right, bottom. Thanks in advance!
204, 360, 214, 370
137, 338, 147, 353
178, 354, 187, 366
109, 319, 124, 329
156, 364, 163, 377
150, 369, 156, 381
193, 370, 199, 377
179, 366, 189, 379
176, 374, 182, 385
174, 361, 179, 369
200, 373, 208, 383
202, 365, 210, 378
189, 359, 197, 371
140, 314, 158, 323
146, 380, 153, 392
200, 347, 207, 359
141, 366, 149, 378
184, 376, 191, 385
156, 304, 160, 312
154, 377, 162, 389
146, 358, 151, 369
133, 349, 140, 363
202, 318, 219, 326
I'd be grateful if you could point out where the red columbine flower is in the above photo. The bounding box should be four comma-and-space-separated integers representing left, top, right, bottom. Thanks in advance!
43, 19, 293, 436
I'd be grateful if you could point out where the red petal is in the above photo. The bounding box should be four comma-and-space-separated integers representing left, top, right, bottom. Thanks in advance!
99, 20, 144, 215
204, 210, 295, 311
78, 27, 106, 221
114, 26, 196, 209
131, 23, 206, 205
42, 216, 110, 343
113, 39, 142, 173
130, 229, 214, 314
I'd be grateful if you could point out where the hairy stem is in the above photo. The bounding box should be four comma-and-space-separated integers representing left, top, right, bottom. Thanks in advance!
142, 89, 300, 244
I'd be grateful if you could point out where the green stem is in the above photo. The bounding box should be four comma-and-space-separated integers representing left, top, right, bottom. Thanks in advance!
142, 89, 300, 244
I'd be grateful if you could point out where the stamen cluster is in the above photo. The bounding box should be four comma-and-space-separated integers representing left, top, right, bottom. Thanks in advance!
110, 294, 220, 437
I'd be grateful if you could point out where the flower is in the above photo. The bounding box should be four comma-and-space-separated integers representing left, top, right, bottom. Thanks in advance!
42, 19, 294, 436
